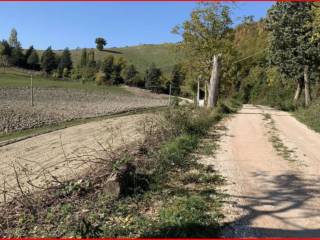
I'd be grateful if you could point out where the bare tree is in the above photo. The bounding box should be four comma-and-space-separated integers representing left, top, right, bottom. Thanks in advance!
208, 55, 220, 108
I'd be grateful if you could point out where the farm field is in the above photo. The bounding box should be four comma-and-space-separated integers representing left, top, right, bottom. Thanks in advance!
0, 112, 150, 202
0, 73, 168, 134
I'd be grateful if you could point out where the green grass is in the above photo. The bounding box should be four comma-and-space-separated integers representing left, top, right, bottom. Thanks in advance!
263, 113, 297, 162
0, 72, 129, 94
294, 99, 320, 133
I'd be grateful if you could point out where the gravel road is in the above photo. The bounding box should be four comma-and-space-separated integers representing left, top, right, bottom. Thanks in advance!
210, 104, 320, 237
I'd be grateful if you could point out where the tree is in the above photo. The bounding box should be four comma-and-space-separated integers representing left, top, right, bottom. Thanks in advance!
27, 51, 39, 70
145, 63, 162, 93
87, 49, 96, 67
41, 46, 57, 74
172, 3, 234, 106
266, 2, 320, 106
25, 46, 33, 60
8, 28, 20, 48
0, 40, 11, 57
101, 55, 114, 83
169, 64, 185, 95
122, 64, 138, 85
80, 48, 88, 67
111, 57, 126, 85
0, 55, 9, 72
10, 46, 25, 67
58, 48, 73, 76
0, 40, 11, 72
95, 38, 106, 51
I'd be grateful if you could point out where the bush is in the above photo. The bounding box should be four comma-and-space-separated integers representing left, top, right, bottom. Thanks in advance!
216, 101, 235, 114
158, 134, 198, 168
62, 68, 69, 78
126, 75, 145, 88
95, 71, 107, 85
162, 106, 217, 137
170, 96, 180, 107
71, 68, 82, 81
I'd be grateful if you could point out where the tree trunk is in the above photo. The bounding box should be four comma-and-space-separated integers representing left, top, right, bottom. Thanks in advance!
204, 81, 207, 103
304, 65, 311, 106
208, 55, 220, 108
293, 79, 302, 102
196, 78, 200, 107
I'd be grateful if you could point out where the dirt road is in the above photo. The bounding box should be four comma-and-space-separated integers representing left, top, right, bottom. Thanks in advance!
210, 104, 320, 237
0, 113, 150, 201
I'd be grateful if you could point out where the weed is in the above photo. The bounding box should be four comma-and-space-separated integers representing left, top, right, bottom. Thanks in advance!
181, 172, 225, 185
263, 113, 297, 162
145, 195, 221, 237
198, 142, 217, 155
75, 218, 103, 238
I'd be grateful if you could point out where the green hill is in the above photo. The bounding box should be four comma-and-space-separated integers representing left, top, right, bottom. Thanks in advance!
234, 20, 268, 58
55, 43, 180, 76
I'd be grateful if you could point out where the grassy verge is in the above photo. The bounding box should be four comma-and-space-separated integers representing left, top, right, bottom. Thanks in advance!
0, 106, 167, 145
294, 99, 320, 133
0, 98, 241, 237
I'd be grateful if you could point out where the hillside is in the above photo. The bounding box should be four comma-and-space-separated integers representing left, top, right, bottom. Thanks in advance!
234, 20, 268, 59
55, 43, 180, 76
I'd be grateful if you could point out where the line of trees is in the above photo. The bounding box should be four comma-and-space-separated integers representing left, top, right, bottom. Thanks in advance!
0, 29, 40, 71
0, 28, 186, 96
266, 2, 320, 106
70, 47, 185, 94
173, 2, 320, 108
0, 28, 73, 77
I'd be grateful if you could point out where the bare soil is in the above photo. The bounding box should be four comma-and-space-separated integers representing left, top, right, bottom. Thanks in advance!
0, 87, 167, 133
208, 104, 320, 237
0, 113, 151, 202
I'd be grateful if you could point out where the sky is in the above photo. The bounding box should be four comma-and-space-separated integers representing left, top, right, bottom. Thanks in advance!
0, 2, 273, 50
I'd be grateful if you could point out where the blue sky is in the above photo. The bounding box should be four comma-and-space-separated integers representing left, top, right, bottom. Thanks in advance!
0, 2, 273, 50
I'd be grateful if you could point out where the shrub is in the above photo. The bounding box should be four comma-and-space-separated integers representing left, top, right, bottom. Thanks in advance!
170, 96, 180, 106
95, 71, 107, 85
162, 106, 217, 137
158, 134, 198, 168
71, 68, 82, 81
126, 75, 145, 88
